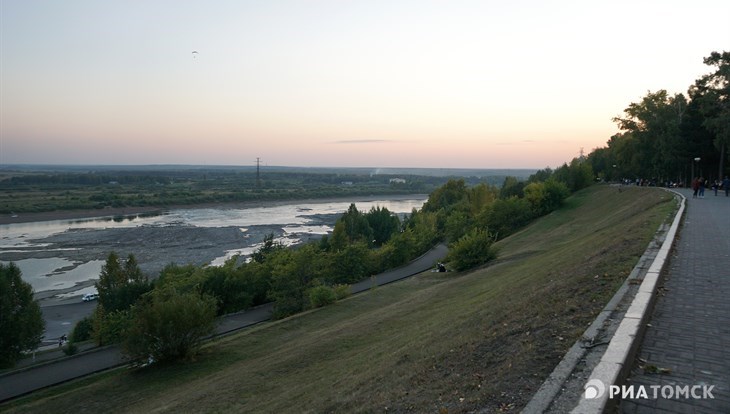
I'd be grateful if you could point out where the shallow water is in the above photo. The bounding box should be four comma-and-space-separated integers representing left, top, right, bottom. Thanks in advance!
1, 197, 426, 295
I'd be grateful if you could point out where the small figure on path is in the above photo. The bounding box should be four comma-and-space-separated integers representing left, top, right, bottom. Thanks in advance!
698, 177, 706, 198
712, 180, 720, 196
724, 176, 730, 197
692, 177, 699, 198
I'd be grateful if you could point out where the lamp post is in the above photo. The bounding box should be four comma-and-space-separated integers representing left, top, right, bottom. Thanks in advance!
692, 157, 701, 187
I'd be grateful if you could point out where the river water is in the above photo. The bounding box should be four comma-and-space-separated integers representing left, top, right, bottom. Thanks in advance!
0, 197, 427, 299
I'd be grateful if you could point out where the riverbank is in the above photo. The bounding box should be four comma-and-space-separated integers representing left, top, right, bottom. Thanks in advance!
0, 194, 428, 225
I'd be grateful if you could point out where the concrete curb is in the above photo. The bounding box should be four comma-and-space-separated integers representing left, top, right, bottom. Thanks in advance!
571, 189, 686, 413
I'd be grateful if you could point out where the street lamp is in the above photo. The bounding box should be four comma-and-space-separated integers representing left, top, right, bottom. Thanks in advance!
691, 157, 701, 187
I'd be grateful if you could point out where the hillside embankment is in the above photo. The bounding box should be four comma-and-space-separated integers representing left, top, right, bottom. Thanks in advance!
2, 185, 675, 413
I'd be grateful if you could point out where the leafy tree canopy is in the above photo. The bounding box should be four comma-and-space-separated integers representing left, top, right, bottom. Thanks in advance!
0, 263, 45, 368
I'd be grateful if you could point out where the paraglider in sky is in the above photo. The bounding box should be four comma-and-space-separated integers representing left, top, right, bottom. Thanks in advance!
192, 51, 199, 59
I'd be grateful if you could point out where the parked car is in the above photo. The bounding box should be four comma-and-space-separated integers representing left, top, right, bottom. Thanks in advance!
82, 293, 98, 302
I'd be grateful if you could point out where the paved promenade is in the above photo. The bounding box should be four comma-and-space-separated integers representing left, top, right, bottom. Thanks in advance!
621, 189, 730, 413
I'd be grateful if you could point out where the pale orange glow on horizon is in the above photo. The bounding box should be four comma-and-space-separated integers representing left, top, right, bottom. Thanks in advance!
2, 1, 727, 169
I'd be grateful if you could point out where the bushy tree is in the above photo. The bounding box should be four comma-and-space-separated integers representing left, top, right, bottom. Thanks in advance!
93, 308, 133, 346
377, 229, 417, 269
500, 176, 526, 198
422, 179, 468, 213
332, 242, 372, 284
523, 179, 569, 216
480, 197, 534, 239
251, 233, 285, 264
365, 206, 400, 246
0, 263, 45, 368
588, 50, 730, 183
70, 316, 94, 343
612, 90, 686, 180
93, 252, 152, 345
201, 264, 254, 315
339, 204, 374, 245
446, 229, 498, 271
267, 247, 314, 318
553, 160, 595, 192
124, 288, 217, 363
96, 252, 152, 313
444, 210, 471, 242
692, 51, 730, 178
307, 285, 337, 308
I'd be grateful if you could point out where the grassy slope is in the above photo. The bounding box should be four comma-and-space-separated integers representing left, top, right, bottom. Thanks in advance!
4, 186, 676, 413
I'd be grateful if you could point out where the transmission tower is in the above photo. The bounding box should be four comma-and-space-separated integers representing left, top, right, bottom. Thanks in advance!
256, 157, 261, 188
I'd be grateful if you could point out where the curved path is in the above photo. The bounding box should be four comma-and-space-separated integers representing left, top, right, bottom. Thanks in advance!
0, 244, 448, 402
620, 189, 730, 412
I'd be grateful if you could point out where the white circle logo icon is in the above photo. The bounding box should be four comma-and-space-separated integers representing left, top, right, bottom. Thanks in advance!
584, 379, 606, 399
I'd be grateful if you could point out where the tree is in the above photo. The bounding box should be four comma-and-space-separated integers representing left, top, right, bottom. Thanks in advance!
95, 252, 151, 313
612, 90, 687, 181
365, 206, 400, 246
251, 233, 284, 264
124, 288, 217, 363
523, 179, 569, 216
480, 197, 534, 239
0, 263, 45, 368
339, 204, 374, 245
692, 51, 730, 178
93, 252, 151, 345
422, 179, 468, 213
500, 176, 525, 198
552, 159, 594, 192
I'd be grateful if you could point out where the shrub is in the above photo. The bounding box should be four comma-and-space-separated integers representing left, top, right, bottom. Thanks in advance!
93, 309, 133, 346
62, 342, 78, 356
447, 228, 498, 271
308, 285, 337, 308
333, 284, 352, 300
70, 316, 94, 343
481, 197, 534, 239
523, 179, 569, 216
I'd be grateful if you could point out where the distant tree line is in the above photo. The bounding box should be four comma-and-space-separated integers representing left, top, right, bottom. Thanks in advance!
0, 169, 511, 214
587, 51, 730, 184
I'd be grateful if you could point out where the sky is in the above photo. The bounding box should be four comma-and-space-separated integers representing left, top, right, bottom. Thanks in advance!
1, 1, 728, 169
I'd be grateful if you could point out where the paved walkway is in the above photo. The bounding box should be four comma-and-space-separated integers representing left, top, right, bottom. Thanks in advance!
0, 244, 447, 402
621, 189, 730, 413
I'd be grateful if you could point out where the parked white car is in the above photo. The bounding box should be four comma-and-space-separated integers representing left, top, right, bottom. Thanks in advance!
82, 293, 98, 302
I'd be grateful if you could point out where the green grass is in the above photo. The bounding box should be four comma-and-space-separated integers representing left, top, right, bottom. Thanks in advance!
2, 185, 676, 413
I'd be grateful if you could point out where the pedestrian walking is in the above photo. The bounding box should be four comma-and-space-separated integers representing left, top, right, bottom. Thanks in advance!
692, 177, 699, 198
699, 177, 705, 198
723, 176, 730, 197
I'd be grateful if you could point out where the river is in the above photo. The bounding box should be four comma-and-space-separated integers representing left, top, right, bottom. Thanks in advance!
0, 196, 427, 303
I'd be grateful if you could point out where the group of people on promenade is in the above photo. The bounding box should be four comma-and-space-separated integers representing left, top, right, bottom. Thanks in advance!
692, 176, 730, 198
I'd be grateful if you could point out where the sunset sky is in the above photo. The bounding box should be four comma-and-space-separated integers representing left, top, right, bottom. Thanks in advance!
1, 1, 728, 169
